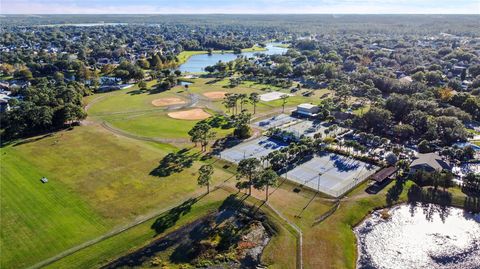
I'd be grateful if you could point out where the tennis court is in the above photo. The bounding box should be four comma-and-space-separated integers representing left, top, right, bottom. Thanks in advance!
283, 153, 378, 197
219, 136, 288, 163
259, 91, 293, 102
253, 114, 299, 130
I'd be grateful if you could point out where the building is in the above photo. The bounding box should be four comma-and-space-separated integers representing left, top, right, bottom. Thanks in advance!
409, 152, 451, 174
371, 166, 398, 184
294, 103, 319, 117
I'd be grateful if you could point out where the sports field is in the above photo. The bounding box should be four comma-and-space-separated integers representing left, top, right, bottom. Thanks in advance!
86, 78, 332, 141
220, 136, 288, 163
284, 153, 378, 197
0, 126, 233, 268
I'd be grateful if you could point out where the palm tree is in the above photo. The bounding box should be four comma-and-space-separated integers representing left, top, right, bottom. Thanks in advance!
198, 164, 214, 193
249, 92, 260, 114
280, 94, 289, 113
223, 93, 236, 114
254, 169, 279, 201
237, 158, 261, 195
239, 94, 248, 111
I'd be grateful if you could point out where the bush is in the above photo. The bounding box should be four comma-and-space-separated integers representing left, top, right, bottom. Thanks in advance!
234, 125, 252, 139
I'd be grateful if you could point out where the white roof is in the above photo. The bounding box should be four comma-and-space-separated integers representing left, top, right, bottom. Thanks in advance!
297, 103, 316, 109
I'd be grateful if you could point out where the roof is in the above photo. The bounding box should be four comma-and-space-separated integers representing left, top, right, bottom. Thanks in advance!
297, 103, 317, 109
410, 152, 451, 172
371, 166, 398, 183
399, 76, 413, 84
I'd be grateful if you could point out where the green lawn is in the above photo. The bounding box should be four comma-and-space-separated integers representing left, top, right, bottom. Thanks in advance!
102, 109, 231, 139
0, 126, 233, 268
45, 189, 231, 269
1, 147, 108, 269
85, 77, 332, 140
45, 189, 298, 269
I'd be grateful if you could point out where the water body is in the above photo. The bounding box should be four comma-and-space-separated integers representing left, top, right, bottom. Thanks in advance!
179, 43, 288, 73
40, 23, 128, 27
354, 204, 480, 269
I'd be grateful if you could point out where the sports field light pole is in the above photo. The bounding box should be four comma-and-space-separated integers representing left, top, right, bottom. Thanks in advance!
317, 173, 322, 193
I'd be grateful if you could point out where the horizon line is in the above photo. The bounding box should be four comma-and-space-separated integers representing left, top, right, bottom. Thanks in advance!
1, 13, 479, 15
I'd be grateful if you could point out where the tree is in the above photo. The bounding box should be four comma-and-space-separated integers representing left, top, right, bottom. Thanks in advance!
58, 103, 86, 126
138, 81, 147, 90
280, 94, 289, 113
14, 68, 33, 80
223, 93, 238, 114
249, 92, 260, 114
266, 151, 288, 172
360, 106, 392, 131
188, 122, 216, 151
254, 169, 279, 201
233, 111, 252, 139
393, 124, 415, 140
198, 164, 214, 193
238, 93, 248, 111
418, 140, 431, 153
237, 158, 261, 195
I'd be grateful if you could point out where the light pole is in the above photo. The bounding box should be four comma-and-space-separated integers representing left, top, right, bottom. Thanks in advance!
317, 173, 322, 193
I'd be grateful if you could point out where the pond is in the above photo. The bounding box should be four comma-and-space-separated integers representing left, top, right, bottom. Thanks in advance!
354, 204, 480, 269
178, 81, 192, 86
179, 43, 288, 73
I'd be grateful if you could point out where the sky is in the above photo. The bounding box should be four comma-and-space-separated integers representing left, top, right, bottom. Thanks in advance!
1, 0, 479, 14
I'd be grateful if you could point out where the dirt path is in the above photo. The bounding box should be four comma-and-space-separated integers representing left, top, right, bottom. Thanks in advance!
83, 94, 110, 112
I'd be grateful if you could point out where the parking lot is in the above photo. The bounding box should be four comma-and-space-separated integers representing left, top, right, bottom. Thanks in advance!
283, 153, 378, 197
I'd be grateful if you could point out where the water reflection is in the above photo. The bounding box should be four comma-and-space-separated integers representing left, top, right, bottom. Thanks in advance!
355, 204, 480, 269
179, 43, 287, 73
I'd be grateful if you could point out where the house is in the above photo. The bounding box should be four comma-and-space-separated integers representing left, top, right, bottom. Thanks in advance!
294, 103, 320, 117
398, 75, 413, 84
409, 152, 451, 174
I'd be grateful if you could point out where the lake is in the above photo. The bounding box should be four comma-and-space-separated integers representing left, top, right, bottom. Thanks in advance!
179, 43, 287, 73
354, 204, 480, 269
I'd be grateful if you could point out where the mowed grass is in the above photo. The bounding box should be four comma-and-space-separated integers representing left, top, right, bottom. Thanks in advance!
102, 109, 231, 139
0, 126, 234, 268
45, 189, 231, 269
1, 147, 108, 269
45, 188, 298, 269
298, 181, 414, 269
85, 77, 332, 140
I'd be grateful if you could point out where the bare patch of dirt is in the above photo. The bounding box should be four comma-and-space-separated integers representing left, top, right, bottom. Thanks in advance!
167, 108, 211, 120
151, 97, 186, 107
203, 91, 227, 99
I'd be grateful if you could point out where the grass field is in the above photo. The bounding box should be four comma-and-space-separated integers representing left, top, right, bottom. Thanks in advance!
2, 120, 469, 269
0, 126, 234, 268
4, 65, 471, 269
85, 77, 332, 140
45, 189, 231, 269
44, 188, 299, 269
